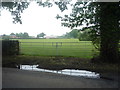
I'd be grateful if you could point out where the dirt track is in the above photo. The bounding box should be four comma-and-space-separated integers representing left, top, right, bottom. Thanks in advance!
2, 68, 119, 88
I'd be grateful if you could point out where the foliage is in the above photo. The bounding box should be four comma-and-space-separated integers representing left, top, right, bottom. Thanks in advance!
98, 3, 120, 62
3, 55, 119, 73
56, 2, 101, 46
59, 29, 92, 41
78, 29, 91, 41
2, 2, 29, 24
37, 32, 46, 38
1, 1, 120, 63
10, 33, 15, 35
2, 40, 19, 56
57, 2, 120, 62
15, 32, 29, 38
1, 1, 70, 24
1, 32, 30, 39
60, 29, 78, 38
59, 28, 92, 41
68, 29, 79, 38
2, 34, 10, 40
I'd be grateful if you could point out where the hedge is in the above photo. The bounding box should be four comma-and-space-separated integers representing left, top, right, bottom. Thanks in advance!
2, 40, 19, 56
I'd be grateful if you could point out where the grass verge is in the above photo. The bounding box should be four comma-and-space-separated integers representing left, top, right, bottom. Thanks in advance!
2, 55, 119, 73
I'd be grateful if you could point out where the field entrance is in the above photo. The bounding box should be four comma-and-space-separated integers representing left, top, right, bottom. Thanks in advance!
19, 40, 98, 58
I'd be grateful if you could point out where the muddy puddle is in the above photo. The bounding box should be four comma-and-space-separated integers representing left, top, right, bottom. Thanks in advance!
18, 65, 100, 79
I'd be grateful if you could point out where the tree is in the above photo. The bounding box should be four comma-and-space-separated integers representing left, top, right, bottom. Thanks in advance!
78, 29, 91, 41
37, 32, 46, 38
10, 33, 15, 35
69, 29, 78, 38
16, 32, 23, 38
1, 1, 70, 24
15, 33, 20, 38
57, 2, 120, 63
1, 1, 120, 63
98, 3, 120, 63
2, 34, 10, 40
23, 32, 29, 38
15, 32, 29, 38
60, 29, 79, 39
1, 2, 29, 24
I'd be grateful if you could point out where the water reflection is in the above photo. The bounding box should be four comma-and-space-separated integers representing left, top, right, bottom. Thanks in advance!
19, 65, 100, 79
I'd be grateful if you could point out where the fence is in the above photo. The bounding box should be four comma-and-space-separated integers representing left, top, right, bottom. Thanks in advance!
19, 41, 98, 58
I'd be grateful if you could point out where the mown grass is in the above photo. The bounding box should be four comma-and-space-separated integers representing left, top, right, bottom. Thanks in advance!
14, 38, 80, 42
13, 39, 98, 58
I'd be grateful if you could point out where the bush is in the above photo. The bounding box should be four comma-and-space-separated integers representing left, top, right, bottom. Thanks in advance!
2, 40, 19, 56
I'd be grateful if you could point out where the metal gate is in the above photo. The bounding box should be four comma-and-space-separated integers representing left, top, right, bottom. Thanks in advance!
20, 42, 97, 58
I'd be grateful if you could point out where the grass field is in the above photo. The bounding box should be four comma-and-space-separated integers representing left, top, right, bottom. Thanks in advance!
14, 39, 98, 58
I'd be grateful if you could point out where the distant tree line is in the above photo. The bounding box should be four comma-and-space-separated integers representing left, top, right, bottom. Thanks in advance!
1, 31, 91, 41
59, 29, 91, 41
37, 32, 46, 38
1, 32, 47, 39
1, 32, 30, 39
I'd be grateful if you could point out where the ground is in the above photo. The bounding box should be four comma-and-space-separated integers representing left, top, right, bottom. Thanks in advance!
2, 68, 119, 88
2, 55, 120, 86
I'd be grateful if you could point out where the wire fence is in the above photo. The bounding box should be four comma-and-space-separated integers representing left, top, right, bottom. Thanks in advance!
19, 42, 99, 58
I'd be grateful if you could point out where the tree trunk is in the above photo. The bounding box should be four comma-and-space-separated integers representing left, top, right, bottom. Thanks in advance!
99, 2, 120, 63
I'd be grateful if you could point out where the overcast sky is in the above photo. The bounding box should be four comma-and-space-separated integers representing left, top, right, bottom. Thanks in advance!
0, 1, 74, 37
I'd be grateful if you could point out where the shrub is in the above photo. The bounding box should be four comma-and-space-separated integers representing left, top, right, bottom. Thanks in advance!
2, 40, 19, 56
